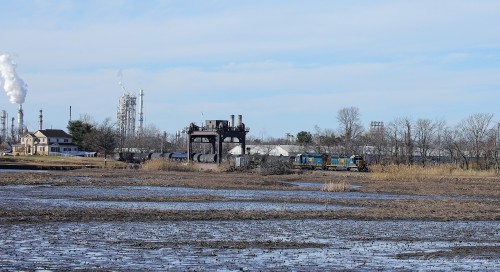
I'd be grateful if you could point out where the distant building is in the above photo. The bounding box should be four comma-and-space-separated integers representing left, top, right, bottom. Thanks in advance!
229, 144, 318, 157
13, 129, 78, 155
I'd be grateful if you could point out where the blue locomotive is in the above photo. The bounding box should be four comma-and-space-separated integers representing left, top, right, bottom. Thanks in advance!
293, 153, 368, 171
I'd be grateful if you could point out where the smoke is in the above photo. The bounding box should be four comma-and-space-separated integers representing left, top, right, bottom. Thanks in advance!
0, 54, 28, 105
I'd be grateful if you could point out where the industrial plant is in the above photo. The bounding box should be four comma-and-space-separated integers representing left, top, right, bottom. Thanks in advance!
117, 86, 145, 139
187, 114, 249, 164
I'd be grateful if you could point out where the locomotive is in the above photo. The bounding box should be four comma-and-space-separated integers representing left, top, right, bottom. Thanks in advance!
292, 153, 368, 171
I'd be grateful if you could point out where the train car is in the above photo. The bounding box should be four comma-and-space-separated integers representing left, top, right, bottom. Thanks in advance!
293, 153, 368, 171
293, 153, 328, 169
170, 152, 189, 161
327, 155, 367, 171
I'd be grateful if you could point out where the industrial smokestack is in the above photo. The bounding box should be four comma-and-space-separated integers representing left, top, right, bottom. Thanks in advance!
69, 106, 72, 122
11, 117, 14, 141
238, 115, 242, 127
17, 104, 23, 138
139, 89, 144, 132
1, 110, 6, 140
39, 109, 43, 130
230, 115, 235, 128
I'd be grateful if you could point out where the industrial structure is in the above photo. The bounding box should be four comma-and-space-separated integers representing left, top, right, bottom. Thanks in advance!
117, 93, 136, 138
138, 89, 144, 132
38, 109, 43, 130
370, 121, 384, 134
187, 115, 249, 164
116, 86, 145, 141
0, 110, 6, 142
17, 104, 24, 140
0, 105, 26, 143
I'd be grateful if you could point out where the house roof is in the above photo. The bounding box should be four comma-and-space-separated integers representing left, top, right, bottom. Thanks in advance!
22, 133, 36, 138
36, 129, 72, 138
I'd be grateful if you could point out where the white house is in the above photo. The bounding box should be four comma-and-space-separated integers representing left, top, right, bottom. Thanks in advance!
14, 129, 78, 155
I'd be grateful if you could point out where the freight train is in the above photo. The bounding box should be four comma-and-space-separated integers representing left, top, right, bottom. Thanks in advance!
116, 152, 214, 163
292, 153, 368, 171
117, 151, 367, 171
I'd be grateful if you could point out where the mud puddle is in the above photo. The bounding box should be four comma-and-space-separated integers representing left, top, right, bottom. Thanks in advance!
0, 184, 456, 205
1, 220, 498, 271
0, 169, 49, 173
282, 181, 362, 190
0, 183, 455, 213
0, 185, 364, 211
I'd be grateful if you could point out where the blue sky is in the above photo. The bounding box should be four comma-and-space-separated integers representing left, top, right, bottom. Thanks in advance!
1, 0, 499, 139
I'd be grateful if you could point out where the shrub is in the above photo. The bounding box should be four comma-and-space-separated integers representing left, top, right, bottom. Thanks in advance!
141, 159, 197, 172
370, 164, 497, 181
322, 181, 351, 192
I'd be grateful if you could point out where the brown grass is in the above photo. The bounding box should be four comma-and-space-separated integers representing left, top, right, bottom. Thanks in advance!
321, 181, 351, 192
370, 164, 498, 182
141, 159, 198, 172
0, 165, 498, 222
0, 155, 126, 168
1, 198, 498, 223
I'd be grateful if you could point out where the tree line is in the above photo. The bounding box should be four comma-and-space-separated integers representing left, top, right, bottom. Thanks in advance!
276, 107, 498, 171
67, 108, 499, 171
67, 117, 165, 160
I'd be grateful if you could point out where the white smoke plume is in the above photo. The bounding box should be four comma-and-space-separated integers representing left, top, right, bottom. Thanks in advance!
0, 54, 28, 104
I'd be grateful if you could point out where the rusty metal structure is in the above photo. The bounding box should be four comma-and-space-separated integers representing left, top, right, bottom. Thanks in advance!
187, 114, 249, 164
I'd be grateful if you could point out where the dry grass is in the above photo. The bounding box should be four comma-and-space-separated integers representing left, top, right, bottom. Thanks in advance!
0, 165, 498, 222
1, 198, 498, 223
322, 181, 351, 192
141, 159, 198, 172
370, 164, 498, 182
0, 155, 126, 168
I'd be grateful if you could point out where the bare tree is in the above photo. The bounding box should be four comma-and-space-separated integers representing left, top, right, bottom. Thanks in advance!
386, 119, 403, 164
447, 127, 472, 169
495, 122, 500, 173
458, 113, 493, 169
442, 127, 459, 166
385, 117, 413, 165
365, 123, 386, 164
433, 119, 447, 164
403, 118, 414, 165
88, 118, 118, 164
131, 123, 163, 153
414, 118, 437, 166
313, 125, 339, 154
337, 107, 363, 154
484, 122, 500, 172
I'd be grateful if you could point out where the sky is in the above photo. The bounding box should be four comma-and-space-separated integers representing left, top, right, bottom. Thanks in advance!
1, 0, 499, 139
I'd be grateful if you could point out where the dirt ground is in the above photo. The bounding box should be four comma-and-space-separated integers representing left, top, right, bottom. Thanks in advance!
0, 167, 498, 222
1, 164, 499, 270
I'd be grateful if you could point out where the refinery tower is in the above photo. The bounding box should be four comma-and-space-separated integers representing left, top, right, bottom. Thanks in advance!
117, 86, 144, 139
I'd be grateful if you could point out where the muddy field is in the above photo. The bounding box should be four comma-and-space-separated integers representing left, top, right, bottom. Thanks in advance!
0, 168, 499, 270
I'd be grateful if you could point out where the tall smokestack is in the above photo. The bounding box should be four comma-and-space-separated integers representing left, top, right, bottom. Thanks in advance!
230, 115, 235, 128
138, 89, 144, 132
1, 110, 6, 140
11, 117, 15, 141
17, 104, 23, 138
69, 106, 72, 122
238, 115, 242, 127
39, 109, 43, 130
